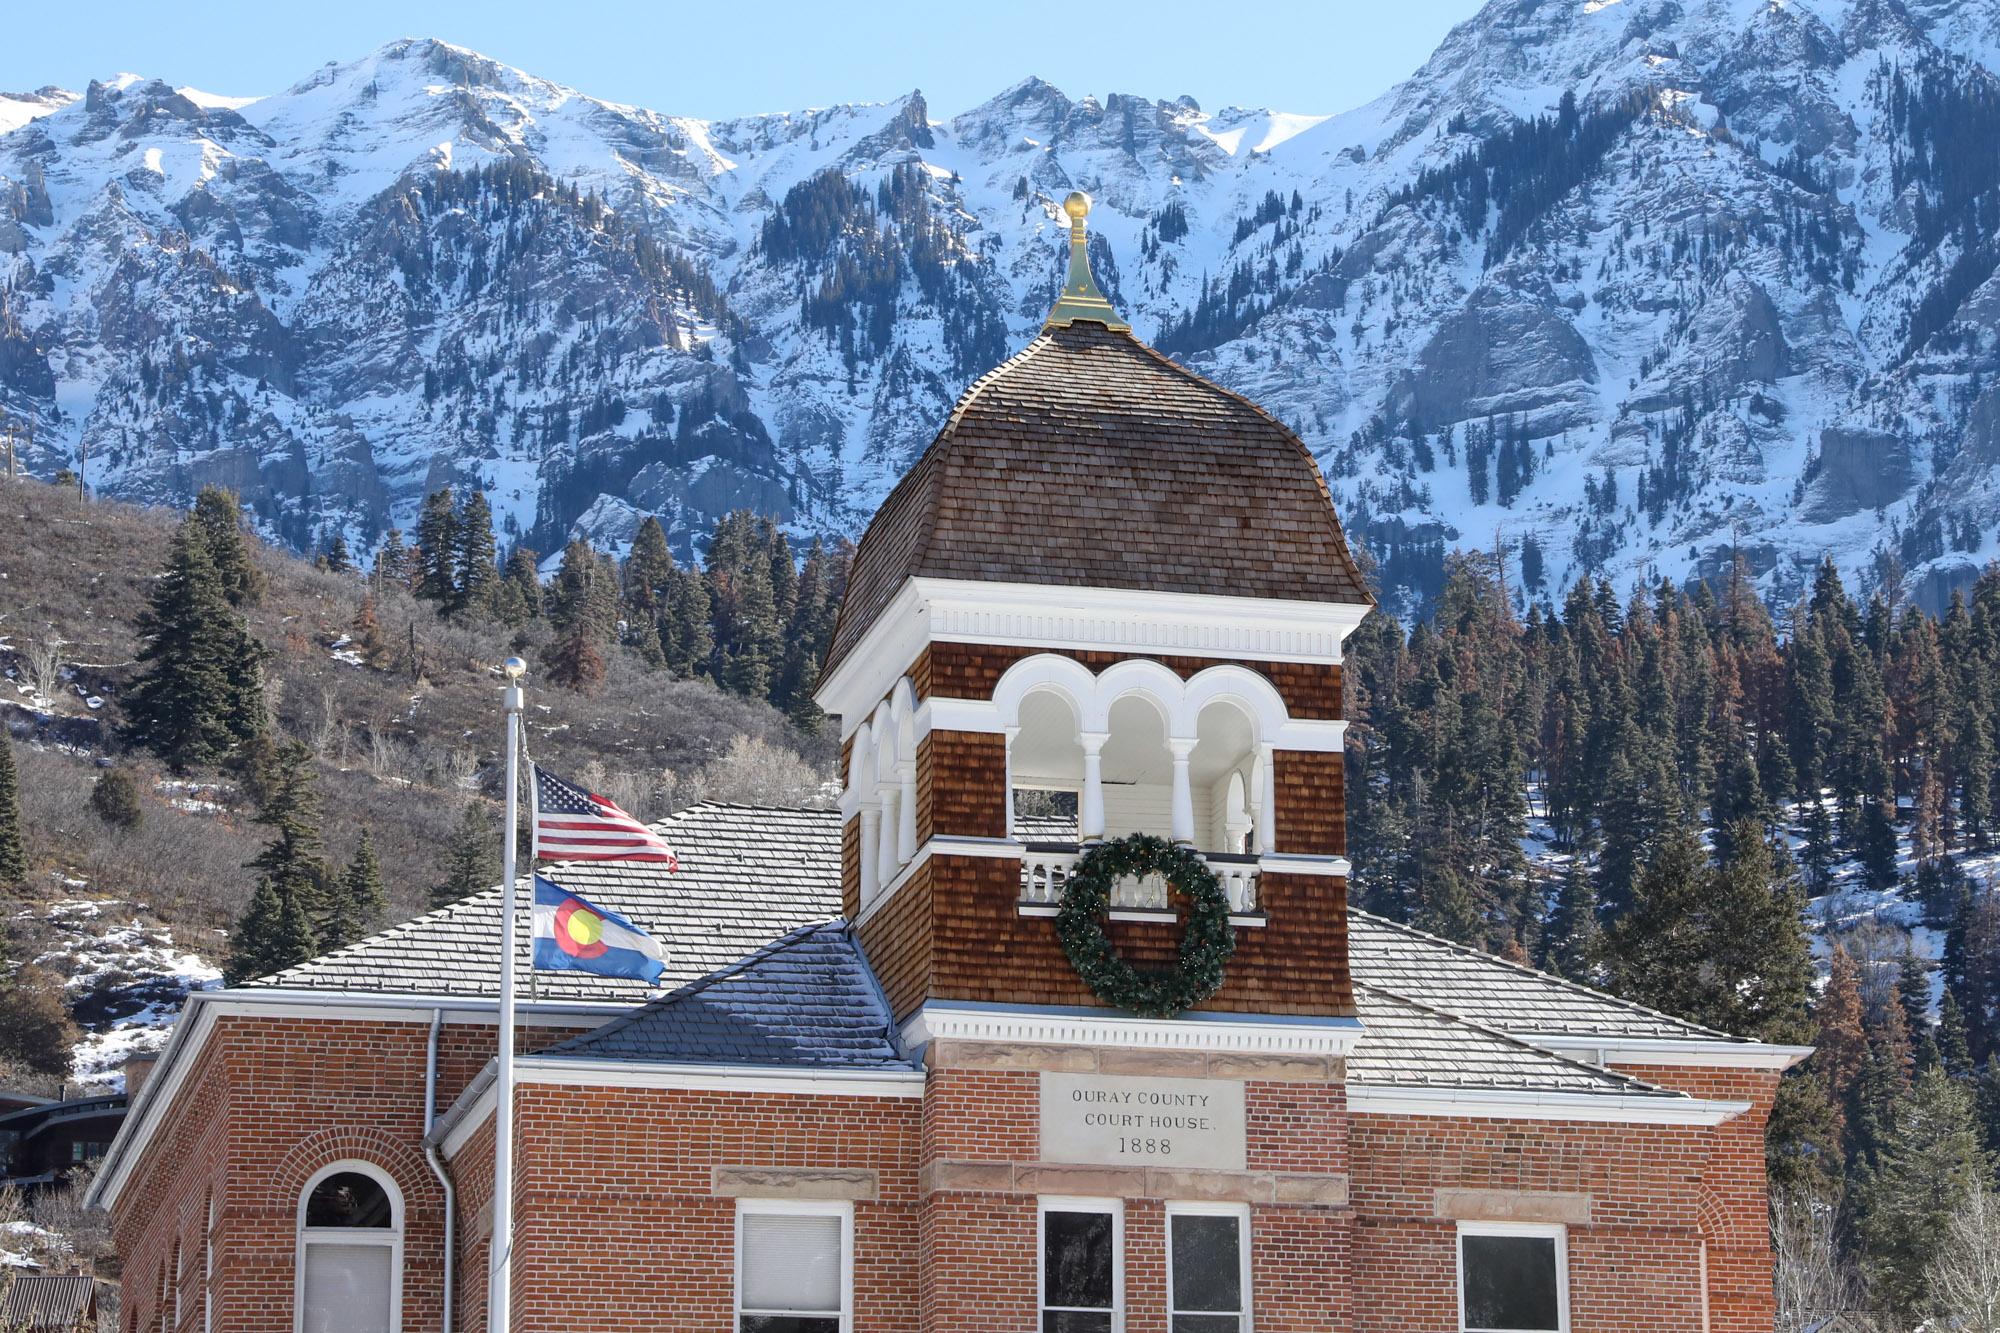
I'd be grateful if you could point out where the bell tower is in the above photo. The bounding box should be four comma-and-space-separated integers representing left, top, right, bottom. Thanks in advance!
813, 192, 1374, 1038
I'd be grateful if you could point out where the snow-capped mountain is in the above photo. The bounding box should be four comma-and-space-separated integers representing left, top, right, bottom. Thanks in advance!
4, 1, 2000, 611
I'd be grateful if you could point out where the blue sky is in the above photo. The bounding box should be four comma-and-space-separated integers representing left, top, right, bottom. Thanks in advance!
6, 1, 1485, 120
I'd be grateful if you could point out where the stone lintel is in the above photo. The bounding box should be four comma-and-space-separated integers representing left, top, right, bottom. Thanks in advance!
921, 1158, 1350, 1208
930, 1041, 1339, 1082
1433, 1188, 1592, 1225
712, 1166, 880, 1201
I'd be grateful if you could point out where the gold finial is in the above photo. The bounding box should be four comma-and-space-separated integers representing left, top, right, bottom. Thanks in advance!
1045, 190, 1130, 331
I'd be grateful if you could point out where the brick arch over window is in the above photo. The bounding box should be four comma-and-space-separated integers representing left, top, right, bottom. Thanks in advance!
1695, 1184, 1745, 1250
273, 1127, 434, 1209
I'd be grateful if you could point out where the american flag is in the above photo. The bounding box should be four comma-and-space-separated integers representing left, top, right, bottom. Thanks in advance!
531, 765, 680, 868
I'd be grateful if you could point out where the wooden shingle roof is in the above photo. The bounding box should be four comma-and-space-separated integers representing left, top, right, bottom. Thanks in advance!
824, 320, 1373, 678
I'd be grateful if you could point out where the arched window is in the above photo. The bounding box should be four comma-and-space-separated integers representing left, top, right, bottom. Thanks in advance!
295, 1162, 402, 1333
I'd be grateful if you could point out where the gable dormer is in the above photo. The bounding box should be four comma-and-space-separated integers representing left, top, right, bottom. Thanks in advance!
814, 193, 1372, 1025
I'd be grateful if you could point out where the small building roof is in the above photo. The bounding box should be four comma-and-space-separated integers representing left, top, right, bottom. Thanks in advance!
540, 922, 912, 1072
1, 1274, 99, 1331
822, 318, 1372, 680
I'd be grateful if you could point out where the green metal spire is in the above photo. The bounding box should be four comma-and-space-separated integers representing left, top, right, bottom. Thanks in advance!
1044, 191, 1129, 331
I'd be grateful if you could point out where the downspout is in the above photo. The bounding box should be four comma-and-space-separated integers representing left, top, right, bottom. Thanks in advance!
424, 1008, 457, 1333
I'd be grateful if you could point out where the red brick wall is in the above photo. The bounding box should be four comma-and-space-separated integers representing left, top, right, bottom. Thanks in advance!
446, 1083, 923, 1333
1350, 1109, 1740, 1332
109, 1013, 587, 1333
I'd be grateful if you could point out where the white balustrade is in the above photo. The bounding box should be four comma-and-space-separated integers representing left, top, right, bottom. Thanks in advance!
1017, 845, 1260, 915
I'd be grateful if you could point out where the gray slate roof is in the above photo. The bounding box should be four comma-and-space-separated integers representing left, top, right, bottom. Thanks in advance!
541, 922, 913, 1071
251, 803, 842, 1000
1349, 986, 1681, 1098
248, 804, 1742, 1097
1347, 909, 1744, 1043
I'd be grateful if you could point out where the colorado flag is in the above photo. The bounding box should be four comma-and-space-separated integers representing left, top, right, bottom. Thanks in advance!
530, 875, 667, 984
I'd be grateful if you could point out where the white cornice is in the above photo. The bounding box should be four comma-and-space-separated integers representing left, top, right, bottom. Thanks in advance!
903, 1002, 1364, 1057
1522, 1035, 1815, 1072
817, 578, 1368, 737
1348, 1085, 1753, 1126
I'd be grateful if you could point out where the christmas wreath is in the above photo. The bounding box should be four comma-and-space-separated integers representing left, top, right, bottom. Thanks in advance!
1053, 833, 1236, 1018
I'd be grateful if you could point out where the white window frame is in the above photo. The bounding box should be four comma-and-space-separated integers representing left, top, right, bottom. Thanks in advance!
1165, 1200, 1252, 1332
1457, 1221, 1569, 1333
734, 1198, 854, 1332
293, 1160, 404, 1333
1038, 1196, 1124, 1333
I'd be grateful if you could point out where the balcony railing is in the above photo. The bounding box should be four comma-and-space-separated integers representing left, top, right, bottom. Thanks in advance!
1018, 843, 1261, 915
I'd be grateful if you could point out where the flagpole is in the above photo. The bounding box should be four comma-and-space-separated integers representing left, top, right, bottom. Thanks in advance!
490, 656, 527, 1333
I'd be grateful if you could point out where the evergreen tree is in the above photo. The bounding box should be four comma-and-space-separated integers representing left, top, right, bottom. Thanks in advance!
1541, 857, 1600, 981
494, 547, 544, 628
662, 565, 716, 680
432, 802, 499, 910
323, 532, 353, 575
121, 519, 267, 771
623, 516, 676, 616
324, 831, 387, 950
1816, 944, 1869, 1152
190, 485, 266, 607
414, 487, 460, 605
0, 736, 25, 887
546, 542, 618, 693
1854, 1066, 1990, 1318
375, 528, 414, 587
89, 768, 144, 830
452, 490, 498, 615
224, 741, 328, 983
222, 876, 317, 985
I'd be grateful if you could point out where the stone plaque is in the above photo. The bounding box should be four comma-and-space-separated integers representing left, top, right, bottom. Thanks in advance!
1038, 1072, 1246, 1171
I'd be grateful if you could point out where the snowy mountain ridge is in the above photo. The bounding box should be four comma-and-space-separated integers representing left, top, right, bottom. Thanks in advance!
4, 2, 2000, 613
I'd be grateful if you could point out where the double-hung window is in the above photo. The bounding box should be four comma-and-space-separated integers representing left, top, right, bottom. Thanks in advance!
1167, 1202, 1250, 1332
736, 1200, 852, 1332
1040, 1197, 1122, 1332
1458, 1222, 1568, 1333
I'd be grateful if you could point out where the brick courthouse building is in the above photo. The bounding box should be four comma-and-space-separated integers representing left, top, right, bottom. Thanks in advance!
93, 196, 1808, 1333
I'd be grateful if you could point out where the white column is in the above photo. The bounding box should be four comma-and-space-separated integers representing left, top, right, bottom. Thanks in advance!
1169, 738, 1197, 846
1003, 725, 1020, 840
858, 804, 881, 903
897, 761, 918, 864
877, 787, 901, 883
1079, 730, 1109, 843
1256, 745, 1277, 854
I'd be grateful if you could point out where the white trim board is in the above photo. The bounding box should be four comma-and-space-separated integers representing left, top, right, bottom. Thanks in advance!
1348, 1084, 1753, 1126
904, 1002, 1364, 1057
817, 577, 1369, 738
1521, 1034, 1815, 1071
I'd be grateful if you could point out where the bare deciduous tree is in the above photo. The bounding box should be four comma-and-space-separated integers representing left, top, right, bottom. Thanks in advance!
1773, 1189, 1868, 1333
1927, 1182, 2000, 1331
20, 631, 64, 704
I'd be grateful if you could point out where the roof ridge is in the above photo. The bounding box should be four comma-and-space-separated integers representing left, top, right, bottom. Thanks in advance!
1348, 907, 1743, 1042
1354, 980, 1685, 1099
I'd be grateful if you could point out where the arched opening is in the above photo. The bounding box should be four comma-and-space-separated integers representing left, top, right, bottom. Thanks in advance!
1010, 689, 1084, 841
1190, 700, 1259, 854
1101, 692, 1173, 840
295, 1162, 402, 1333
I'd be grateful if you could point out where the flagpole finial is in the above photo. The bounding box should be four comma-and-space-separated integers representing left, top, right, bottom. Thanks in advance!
503, 656, 527, 679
